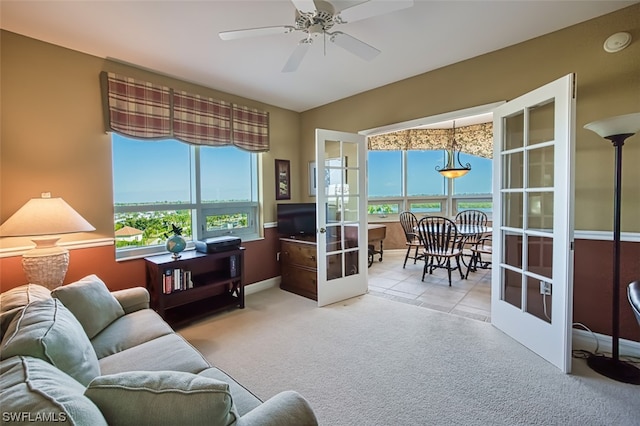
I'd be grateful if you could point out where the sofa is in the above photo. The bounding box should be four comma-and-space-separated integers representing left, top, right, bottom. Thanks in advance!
0, 275, 317, 426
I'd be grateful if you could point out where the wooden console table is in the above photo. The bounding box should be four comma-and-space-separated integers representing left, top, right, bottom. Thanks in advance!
367, 224, 386, 266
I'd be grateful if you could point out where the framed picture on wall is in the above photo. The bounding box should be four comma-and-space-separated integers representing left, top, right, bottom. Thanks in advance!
309, 161, 317, 196
275, 159, 291, 200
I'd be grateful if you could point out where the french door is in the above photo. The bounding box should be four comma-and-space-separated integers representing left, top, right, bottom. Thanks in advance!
491, 74, 576, 372
315, 129, 368, 307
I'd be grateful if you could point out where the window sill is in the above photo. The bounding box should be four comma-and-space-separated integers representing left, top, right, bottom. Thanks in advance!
115, 234, 264, 262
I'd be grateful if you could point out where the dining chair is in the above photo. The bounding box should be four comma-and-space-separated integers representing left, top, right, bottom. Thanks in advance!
399, 211, 424, 268
454, 209, 489, 266
465, 236, 492, 278
416, 216, 464, 286
454, 209, 488, 228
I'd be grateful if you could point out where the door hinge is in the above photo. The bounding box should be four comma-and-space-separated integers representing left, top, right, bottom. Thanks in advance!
570, 241, 574, 251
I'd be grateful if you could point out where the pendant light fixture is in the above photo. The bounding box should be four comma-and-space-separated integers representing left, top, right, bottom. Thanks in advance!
436, 121, 471, 178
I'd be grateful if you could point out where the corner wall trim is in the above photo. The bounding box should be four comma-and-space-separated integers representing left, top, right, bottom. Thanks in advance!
0, 238, 114, 258
574, 230, 640, 243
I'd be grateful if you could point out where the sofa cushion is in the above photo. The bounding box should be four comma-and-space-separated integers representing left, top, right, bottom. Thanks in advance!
0, 284, 51, 338
85, 370, 238, 426
91, 308, 174, 359
99, 333, 211, 376
0, 299, 100, 386
0, 356, 106, 426
51, 274, 125, 339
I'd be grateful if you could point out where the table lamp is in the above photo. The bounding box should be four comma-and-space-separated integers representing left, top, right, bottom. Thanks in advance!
0, 193, 95, 289
584, 112, 640, 384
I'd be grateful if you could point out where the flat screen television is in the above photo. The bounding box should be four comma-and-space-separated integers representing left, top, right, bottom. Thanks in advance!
277, 203, 316, 237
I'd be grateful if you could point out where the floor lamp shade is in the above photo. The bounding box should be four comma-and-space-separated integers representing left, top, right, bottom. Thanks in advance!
0, 194, 95, 289
584, 112, 640, 385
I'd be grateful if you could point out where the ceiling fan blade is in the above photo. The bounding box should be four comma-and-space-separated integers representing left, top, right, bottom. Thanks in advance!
329, 31, 380, 61
290, 0, 317, 13
338, 0, 414, 23
282, 39, 312, 73
219, 26, 295, 41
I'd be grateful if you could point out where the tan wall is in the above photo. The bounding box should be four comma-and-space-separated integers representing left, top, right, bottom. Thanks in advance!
0, 30, 301, 251
300, 5, 640, 233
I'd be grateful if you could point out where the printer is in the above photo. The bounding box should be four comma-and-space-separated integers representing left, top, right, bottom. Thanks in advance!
194, 236, 241, 254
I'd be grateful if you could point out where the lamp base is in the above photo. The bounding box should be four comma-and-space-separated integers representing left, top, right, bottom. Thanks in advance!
587, 354, 640, 385
22, 246, 69, 290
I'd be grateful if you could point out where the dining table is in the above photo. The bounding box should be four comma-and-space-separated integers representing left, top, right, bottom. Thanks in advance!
414, 219, 492, 271
456, 224, 492, 238
455, 224, 492, 270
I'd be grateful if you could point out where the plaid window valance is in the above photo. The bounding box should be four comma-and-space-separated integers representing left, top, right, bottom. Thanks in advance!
232, 105, 270, 152
173, 90, 232, 146
101, 73, 171, 139
367, 123, 493, 159
101, 72, 269, 152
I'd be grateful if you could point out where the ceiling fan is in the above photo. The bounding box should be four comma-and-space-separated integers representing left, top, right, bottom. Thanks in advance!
219, 0, 414, 72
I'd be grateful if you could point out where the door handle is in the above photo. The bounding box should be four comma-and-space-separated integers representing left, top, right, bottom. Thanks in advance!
319, 228, 326, 233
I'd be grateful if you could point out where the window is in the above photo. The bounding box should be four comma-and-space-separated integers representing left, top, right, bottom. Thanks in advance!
112, 134, 259, 259
367, 149, 492, 219
368, 151, 402, 197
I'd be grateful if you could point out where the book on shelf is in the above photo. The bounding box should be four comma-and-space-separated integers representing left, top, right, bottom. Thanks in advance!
173, 269, 181, 291
163, 269, 172, 294
163, 268, 193, 293
184, 270, 193, 289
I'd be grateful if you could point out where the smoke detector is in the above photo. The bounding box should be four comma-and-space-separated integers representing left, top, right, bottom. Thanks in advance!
603, 32, 632, 53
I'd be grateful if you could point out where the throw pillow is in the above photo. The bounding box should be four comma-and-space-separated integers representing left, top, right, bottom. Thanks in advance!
0, 298, 101, 386
0, 356, 107, 426
51, 274, 125, 339
0, 284, 51, 338
85, 371, 238, 426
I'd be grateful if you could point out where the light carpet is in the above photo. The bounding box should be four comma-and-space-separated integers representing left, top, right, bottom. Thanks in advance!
179, 287, 640, 426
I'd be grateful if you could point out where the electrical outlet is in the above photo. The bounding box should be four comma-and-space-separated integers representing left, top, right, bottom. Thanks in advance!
540, 281, 552, 296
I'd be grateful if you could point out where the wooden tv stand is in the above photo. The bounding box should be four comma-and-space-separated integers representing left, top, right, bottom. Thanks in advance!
279, 236, 318, 300
279, 225, 386, 300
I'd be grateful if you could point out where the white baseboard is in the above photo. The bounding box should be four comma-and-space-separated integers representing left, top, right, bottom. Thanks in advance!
572, 327, 640, 358
245, 276, 280, 296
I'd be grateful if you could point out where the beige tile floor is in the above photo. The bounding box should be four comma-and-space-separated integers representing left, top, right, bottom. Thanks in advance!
367, 248, 492, 322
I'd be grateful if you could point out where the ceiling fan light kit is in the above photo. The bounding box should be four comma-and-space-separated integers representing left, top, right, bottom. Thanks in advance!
219, 0, 414, 72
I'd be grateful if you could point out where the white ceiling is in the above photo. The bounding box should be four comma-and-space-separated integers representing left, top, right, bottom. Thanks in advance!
1, 1, 636, 113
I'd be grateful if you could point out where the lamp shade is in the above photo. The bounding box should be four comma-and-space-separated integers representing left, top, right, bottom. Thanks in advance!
439, 169, 470, 179
584, 112, 640, 138
0, 196, 95, 237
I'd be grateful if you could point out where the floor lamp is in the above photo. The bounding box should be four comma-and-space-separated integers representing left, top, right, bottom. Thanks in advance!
584, 112, 640, 385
